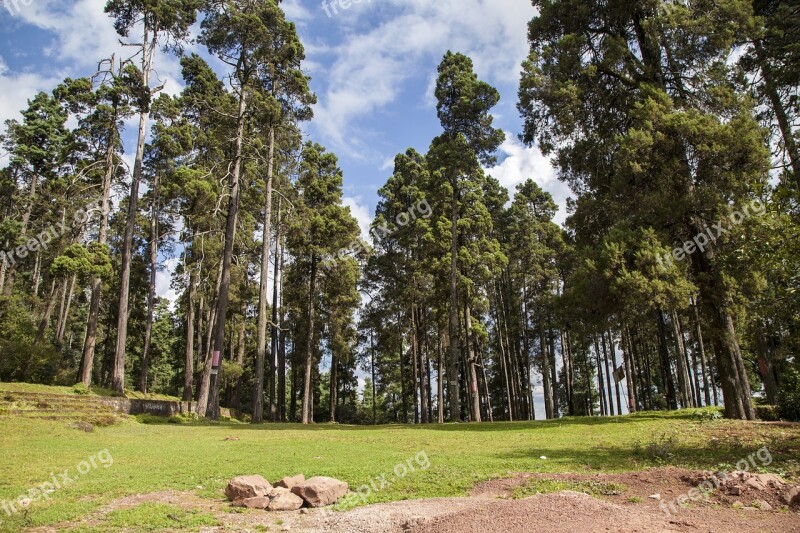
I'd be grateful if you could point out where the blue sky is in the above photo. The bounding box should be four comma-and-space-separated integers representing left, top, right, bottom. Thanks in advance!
0, 0, 572, 233
0, 0, 597, 416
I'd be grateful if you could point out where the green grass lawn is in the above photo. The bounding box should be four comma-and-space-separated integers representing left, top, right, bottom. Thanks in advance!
0, 408, 798, 531
0, 381, 180, 401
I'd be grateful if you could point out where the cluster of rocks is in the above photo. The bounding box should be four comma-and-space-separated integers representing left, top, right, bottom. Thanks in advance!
224, 474, 349, 512
684, 470, 800, 510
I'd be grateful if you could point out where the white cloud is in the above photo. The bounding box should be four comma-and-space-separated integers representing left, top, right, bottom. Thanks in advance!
485, 137, 573, 226
343, 195, 373, 241
309, 0, 536, 158
0, 58, 64, 165
156, 257, 179, 309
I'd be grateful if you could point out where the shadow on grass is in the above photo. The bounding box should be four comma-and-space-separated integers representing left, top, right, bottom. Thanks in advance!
138, 408, 722, 433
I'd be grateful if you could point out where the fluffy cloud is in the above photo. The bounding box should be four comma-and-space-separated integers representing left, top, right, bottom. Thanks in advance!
156, 257, 180, 310
309, 0, 536, 158
343, 196, 373, 241
485, 137, 573, 226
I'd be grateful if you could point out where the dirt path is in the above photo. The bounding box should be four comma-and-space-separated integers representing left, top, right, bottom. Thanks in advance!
32, 468, 800, 532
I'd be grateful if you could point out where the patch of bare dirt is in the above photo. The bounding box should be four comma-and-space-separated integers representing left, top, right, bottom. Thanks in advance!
30, 468, 800, 532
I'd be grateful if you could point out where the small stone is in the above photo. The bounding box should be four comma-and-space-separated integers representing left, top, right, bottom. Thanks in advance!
783, 486, 800, 506
745, 478, 766, 491
300, 508, 310, 515
649, 494, 661, 501
540, 456, 547, 460
754, 473, 785, 487
729, 486, 742, 496
755, 500, 773, 511
275, 474, 306, 490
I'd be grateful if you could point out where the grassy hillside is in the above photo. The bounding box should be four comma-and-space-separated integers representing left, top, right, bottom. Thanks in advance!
0, 400, 797, 531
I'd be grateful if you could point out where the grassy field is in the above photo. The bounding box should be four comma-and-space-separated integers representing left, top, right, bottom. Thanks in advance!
0, 399, 798, 531
0, 381, 180, 401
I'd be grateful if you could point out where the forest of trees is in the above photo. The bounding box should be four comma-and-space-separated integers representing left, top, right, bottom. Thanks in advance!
0, 0, 798, 423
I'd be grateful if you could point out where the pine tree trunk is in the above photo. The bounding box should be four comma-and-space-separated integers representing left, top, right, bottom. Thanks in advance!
594, 335, 607, 416
253, 126, 276, 423
539, 323, 553, 419
277, 237, 287, 422
34, 280, 58, 344
183, 267, 196, 402
691, 297, 712, 406
447, 175, 461, 421
301, 255, 317, 424
56, 274, 76, 343
78, 83, 117, 386
139, 175, 160, 393
756, 43, 800, 186
197, 260, 223, 417
465, 302, 481, 422
113, 33, 157, 394
269, 197, 282, 422
206, 83, 247, 420
656, 309, 678, 409
437, 327, 444, 424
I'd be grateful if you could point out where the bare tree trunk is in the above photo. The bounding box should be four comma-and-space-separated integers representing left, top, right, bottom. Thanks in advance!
691, 297, 712, 406
600, 330, 614, 416
34, 280, 58, 344
437, 327, 444, 423
56, 274, 76, 343
78, 80, 117, 386
197, 260, 223, 417
206, 82, 248, 420
139, 175, 160, 393
594, 334, 607, 416
464, 302, 481, 422
268, 198, 282, 422
183, 267, 196, 401
656, 309, 678, 410
277, 235, 287, 422
538, 322, 553, 419
253, 126, 276, 423
113, 33, 158, 394
301, 255, 318, 424
447, 176, 461, 421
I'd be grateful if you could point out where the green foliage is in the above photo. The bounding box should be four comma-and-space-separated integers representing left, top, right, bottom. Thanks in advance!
777, 368, 800, 421
754, 404, 779, 422
72, 383, 91, 395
